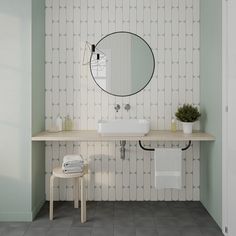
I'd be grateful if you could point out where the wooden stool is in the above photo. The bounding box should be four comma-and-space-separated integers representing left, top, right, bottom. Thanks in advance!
49, 165, 88, 223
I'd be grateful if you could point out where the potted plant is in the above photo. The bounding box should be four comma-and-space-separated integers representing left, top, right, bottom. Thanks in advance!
175, 104, 201, 134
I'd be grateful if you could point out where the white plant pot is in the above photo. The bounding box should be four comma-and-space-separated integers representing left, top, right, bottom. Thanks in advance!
182, 122, 193, 134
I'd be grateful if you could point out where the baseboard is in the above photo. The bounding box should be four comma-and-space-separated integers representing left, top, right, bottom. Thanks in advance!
0, 199, 45, 222
0, 212, 33, 222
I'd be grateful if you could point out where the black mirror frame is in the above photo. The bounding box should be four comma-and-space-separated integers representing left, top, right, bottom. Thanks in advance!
89, 31, 156, 97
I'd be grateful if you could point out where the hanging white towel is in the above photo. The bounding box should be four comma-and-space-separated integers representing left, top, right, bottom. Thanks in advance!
154, 148, 182, 189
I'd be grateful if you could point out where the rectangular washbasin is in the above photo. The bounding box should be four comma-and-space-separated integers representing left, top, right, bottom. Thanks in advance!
97, 119, 150, 136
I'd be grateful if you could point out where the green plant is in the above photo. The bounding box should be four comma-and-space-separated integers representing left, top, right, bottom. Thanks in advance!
175, 104, 201, 122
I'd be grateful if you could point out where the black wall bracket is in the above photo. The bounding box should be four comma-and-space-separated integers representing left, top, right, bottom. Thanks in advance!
138, 140, 192, 152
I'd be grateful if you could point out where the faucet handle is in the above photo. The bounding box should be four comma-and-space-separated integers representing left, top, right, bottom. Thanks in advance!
114, 104, 121, 112
124, 104, 131, 111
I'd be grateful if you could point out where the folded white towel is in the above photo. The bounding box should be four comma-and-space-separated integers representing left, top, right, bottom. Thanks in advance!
63, 166, 84, 174
63, 162, 84, 168
62, 155, 84, 168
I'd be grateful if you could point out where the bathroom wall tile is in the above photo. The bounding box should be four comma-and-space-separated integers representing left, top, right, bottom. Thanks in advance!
45, 36, 52, 62
172, 189, 179, 201
158, 15, 164, 38
150, 0, 157, 22
130, 8, 137, 33
46, 63, 52, 90
179, 0, 186, 21
193, 0, 200, 21
179, 22, 186, 49
186, 7, 193, 35
193, 22, 200, 49
45, 0, 200, 201
102, 8, 109, 36
60, 10, 67, 36
52, 0, 59, 22
193, 77, 200, 105
144, 173, 151, 200
172, 8, 179, 35
186, 36, 193, 62
186, 173, 193, 201
116, 174, 123, 200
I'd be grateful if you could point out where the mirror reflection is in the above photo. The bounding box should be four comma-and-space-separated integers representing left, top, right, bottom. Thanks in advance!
90, 32, 155, 97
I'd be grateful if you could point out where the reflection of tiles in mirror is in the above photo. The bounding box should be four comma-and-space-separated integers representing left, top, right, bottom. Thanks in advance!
45, 0, 200, 201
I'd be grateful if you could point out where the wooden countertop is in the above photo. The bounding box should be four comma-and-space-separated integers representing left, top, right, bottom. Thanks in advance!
32, 130, 215, 142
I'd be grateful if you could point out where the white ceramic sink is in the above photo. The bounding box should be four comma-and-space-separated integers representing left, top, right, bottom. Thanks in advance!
97, 119, 150, 136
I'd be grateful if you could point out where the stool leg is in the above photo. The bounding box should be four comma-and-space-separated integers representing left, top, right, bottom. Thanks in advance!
74, 177, 79, 208
80, 177, 86, 223
49, 175, 55, 220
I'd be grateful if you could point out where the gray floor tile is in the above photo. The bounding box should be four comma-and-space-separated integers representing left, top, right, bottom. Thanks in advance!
30, 218, 51, 229
134, 216, 156, 228
114, 201, 132, 209
155, 217, 179, 227
114, 208, 132, 217
179, 226, 203, 236
96, 202, 114, 208
114, 216, 134, 227
114, 226, 135, 236
71, 215, 94, 228
46, 228, 69, 236
51, 216, 73, 228
154, 208, 174, 217
92, 227, 114, 236
92, 216, 114, 228
157, 227, 181, 236
190, 208, 209, 218
200, 227, 224, 236
4, 223, 30, 228
184, 201, 203, 209
136, 228, 158, 236
0, 201, 222, 236
151, 201, 168, 208
24, 227, 47, 236
94, 209, 114, 218
171, 207, 192, 217
1, 225, 29, 236
194, 216, 219, 228
69, 227, 91, 236
0, 225, 7, 235
167, 201, 187, 208
176, 215, 197, 227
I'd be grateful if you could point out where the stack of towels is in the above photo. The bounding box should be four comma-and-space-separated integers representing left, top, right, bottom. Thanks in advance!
62, 155, 84, 174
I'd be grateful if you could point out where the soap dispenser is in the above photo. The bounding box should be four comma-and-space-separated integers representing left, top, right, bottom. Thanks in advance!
171, 118, 177, 132
65, 115, 73, 131
55, 115, 63, 131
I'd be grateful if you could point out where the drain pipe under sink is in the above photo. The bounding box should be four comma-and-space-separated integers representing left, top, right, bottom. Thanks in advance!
120, 140, 126, 160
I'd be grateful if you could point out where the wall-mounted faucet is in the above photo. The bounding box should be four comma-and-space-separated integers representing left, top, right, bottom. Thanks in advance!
124, 104, 131, 111
114, 104, 120, 112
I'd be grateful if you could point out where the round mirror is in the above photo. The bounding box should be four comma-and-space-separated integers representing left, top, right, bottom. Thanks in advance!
90, 31, 155, 97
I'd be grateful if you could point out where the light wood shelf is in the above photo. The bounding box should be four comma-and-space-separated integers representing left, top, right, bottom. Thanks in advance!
32, 130, 215, 142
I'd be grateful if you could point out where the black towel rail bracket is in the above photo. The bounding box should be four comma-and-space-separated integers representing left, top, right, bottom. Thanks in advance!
138, 140, 192, 152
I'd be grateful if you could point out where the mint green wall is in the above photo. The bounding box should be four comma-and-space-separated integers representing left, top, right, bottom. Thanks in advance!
0, 0, 45, 221
200, 0, 222, 228
31, 0, 45, 219
0, 0, 32, 221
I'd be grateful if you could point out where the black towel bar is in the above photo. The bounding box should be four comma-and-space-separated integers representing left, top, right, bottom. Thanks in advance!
138, 140, 192, 152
